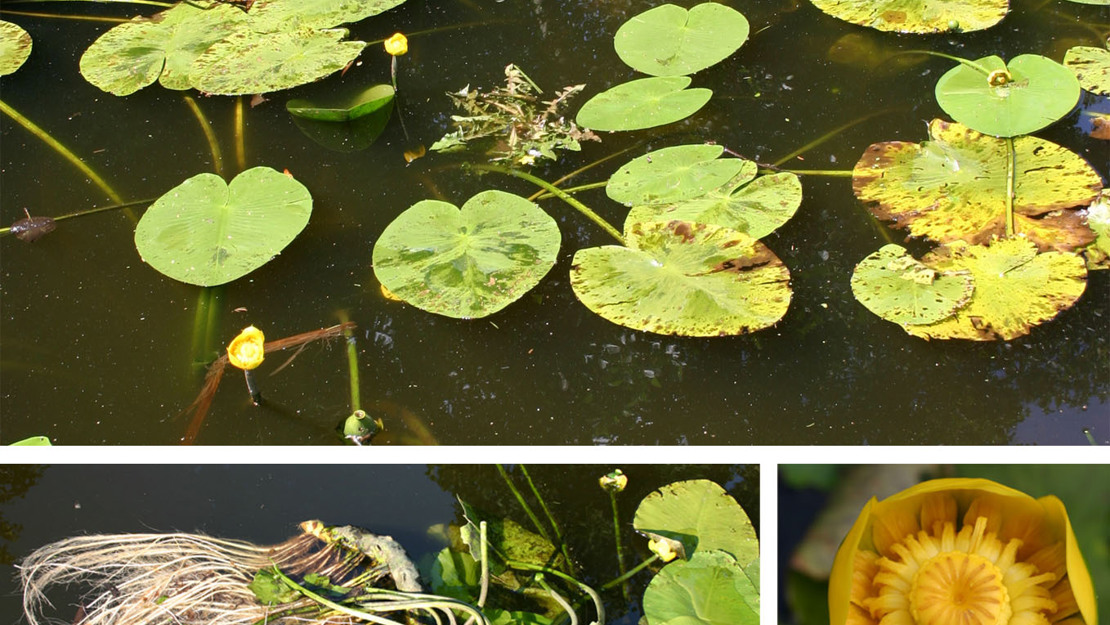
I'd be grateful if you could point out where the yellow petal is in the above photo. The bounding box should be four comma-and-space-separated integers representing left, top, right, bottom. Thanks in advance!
227, 325, 265, 370
384, 32, 408, 56
1040, 496, 1097, 625
831, 497, 878, 625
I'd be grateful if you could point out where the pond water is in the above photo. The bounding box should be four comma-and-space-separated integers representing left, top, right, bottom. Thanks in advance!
1, 1, 1106, 445
0, 464, 758, 625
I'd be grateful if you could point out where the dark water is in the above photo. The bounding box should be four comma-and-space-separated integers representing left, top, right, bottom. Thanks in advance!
0, 464, 758, 624
1, 1, 1107, 444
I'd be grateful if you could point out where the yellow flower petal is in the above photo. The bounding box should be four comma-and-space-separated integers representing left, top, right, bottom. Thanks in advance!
227, 325, 265, 370
384, 32, 408, 56
1041, 496, 1097, 625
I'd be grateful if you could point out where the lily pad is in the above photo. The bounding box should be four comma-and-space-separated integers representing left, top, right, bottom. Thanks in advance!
371, 191, 560, 319
0, 20, 32, 76
287, 84, 394, 121
606, 144, 747, 207
905, 237, 1087, 341
190, 27, 365, 96
135, 167, 313, 286
935, 54, 1081, 137
625, 163, 802, 239
1064, 43, 1110, 96
642, 550, 759, 625
808, 0, 1008, 33
247, 0, 408, 30
576, 76, 712, 132
633, 479, 759, 566
853, 119, 1102, 251
614, 3, 749, 76
850, 244, 975, 325
571, 221, 790, 336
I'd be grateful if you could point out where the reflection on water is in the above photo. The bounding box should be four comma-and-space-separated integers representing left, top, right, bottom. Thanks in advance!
0, 1, 1106, 444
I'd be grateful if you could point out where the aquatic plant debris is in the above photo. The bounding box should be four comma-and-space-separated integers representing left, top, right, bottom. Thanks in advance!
614, 3, 749, 77
569, 221, 791, 337
808, 0, 1009, 33
371, 190, 561, 319
852, 119, 1101, 251
0, 20, 32, 76
850, 244, 975, 325
576, 76, 712, 132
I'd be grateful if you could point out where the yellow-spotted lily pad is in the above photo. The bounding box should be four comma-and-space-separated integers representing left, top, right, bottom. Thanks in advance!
851, 244, 974, 325
576, 76, 712, 132
614, 3, 749, 77
853, 119, 1101, 251
606, 144, 748, 207
371, 191, 561, 319
808, 0, 1008, 33
569, 221, 791, 337
625, 160, 802, 240
935, 55, 1081, 137
905, 237, 1087, 341
0, 20, 32, 76
1064, 40, 1110, 96
247, 0, 408, 30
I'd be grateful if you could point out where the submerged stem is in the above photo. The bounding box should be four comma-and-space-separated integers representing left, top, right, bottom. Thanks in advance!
891, 50, 993, 75
531, 181, 608, 200
184, 95, 224, 178
235, 96, 246, 173
774, 168, 855, 177
1005, 136, 1015, 237
520, 465, 577, 577
496, 465, 554, 545
0, 198, 152, 236
772, 107, 894, 167
608, 491, 629, 602
472, 164, 624, 245
600, 554, 660, 590
339, 310, 361, 412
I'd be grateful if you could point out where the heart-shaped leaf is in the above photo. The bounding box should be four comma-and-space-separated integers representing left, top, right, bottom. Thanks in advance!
0, 20, 32, 76
633, 479, 759, 566
135, 167, 313, 286
576, 76, 711, 131
935, 54, 1081, 137
606, 144, 748, 207
570, 221, 790, 336
642, 550, 759, 625
614, 3, 749, 76
851, 244, 975, 325
372, 190, 560, 319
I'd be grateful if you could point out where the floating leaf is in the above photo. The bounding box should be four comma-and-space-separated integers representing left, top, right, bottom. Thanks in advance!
1064, 43, 1110, 96
606, 144, 747, 207
642, 550, 759, 625
850, 244, 974, 325
248, 0, 408, 30
570, 221, 790, 337
613, 3, 749, 76
808, 0, 1008, 33
853, 119, 1101, 251
8, 436, 51, 446
935, 54, 1081, 137
905, 237, 1087, 341
190, 27, 365, 96
287, 84, 394, 121
625, 163, 802, 239
633, 479, 759, 566
576, 76, 712, 132
371, 191, 560, 319
135, 167, 313, 286
0, 20, 32, 76
79, 2, 248, 95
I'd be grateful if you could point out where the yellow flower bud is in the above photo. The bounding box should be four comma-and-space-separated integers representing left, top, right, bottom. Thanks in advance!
227, 326, 265, 370
599, 469, 628, 493
384, 33, 408, 56
648, 537, 679, 563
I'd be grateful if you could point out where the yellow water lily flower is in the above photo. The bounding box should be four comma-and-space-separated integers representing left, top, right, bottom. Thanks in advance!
227, 325, 265, 370
830, 477, 1097, 625
384, 32, 408, 56
599, 469, 628, 493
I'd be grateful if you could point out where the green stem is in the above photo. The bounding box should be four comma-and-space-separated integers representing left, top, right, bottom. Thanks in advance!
184, 95, 224, 178
536, 576, 577, 625
0, 198, 151, 236
505, 560, 604, 625
496, 464, 555, 545
1083, 429, 1097, 446
772, 107, 894, 167
0, 98, 126, 205
271, 567, 404, 625
608, 491, 629, 602
190, 286, 223, 368
1005, 137, 1015, 237
338, 310, 361, 412
773, 169, 855, 177
472, 164, 625, 245
600, 554, 660, 590
531, 181, 608, 200
235, 96, 246, 173
891, 50, 993, 75
477, 520, 489, 608
520, 465, 577, 576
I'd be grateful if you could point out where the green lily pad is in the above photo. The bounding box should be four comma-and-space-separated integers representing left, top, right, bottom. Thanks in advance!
850, 244, 975, 325
606, 144, 747, 207
576, 76, 712, 132
633, 479, 759, 566
935, 54, 1081, 137
287, 83, 394, 121
372, 191, 560, 319
248, 0, 408, 30
190, 27, 365, 96
8, 436, 51, 446
808, 0, 1008, 33
613, 3, 749, 77
905, 237, 1087, 341
625, 164, 802, 240
1064, 43, 1110, 96
79, 2, 248, 95
135, 166, 313, 286
0, 20, 32, 76
642, 550, 759, 625
571, 221, 790, 336
853, 119, 1102, 251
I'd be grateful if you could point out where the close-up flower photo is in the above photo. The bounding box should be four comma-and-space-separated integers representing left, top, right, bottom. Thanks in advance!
779, 465, 1107, 625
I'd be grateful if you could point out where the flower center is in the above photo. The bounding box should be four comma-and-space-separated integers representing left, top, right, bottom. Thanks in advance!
911, 552, 1010, 625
